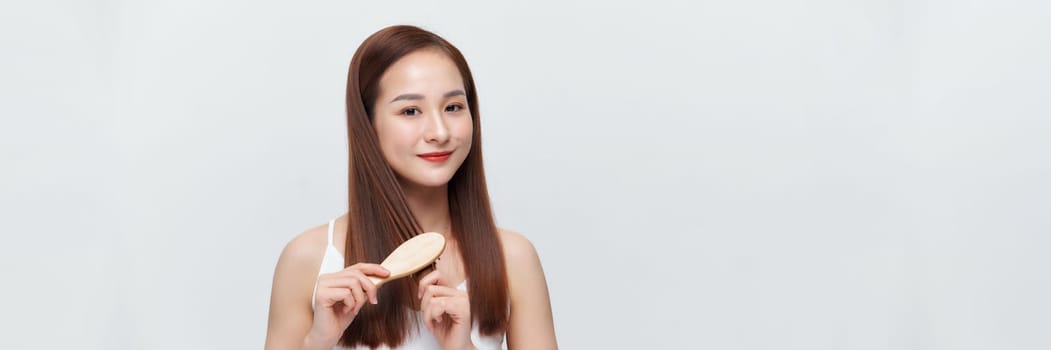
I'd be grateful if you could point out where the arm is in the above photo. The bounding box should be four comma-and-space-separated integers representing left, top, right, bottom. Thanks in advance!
264, 227, 388, 350
264, 229, 326, 350
500, 230, 558, 350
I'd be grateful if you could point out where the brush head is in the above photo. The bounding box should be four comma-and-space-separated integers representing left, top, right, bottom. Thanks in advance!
367, 232, 446, 288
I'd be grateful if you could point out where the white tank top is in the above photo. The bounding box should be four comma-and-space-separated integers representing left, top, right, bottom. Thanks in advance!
312, 219, 505, 350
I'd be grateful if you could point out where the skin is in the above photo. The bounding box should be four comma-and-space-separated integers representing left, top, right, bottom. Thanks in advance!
264, 49, 557, 350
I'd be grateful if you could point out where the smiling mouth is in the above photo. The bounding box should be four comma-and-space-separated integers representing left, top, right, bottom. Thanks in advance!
418, 151, 453, 162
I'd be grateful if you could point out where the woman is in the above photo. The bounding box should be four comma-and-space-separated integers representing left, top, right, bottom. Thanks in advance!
265, 25, 557, 350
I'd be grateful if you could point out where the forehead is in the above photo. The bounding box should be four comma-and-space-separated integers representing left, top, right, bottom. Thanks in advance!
378, 49, 464, 96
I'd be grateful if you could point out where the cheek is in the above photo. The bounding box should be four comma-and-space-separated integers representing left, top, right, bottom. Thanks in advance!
374, 120, 414, 155
452, 117, 474, 143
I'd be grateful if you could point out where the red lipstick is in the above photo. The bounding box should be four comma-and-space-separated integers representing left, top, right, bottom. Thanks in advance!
418, 150, 452, 163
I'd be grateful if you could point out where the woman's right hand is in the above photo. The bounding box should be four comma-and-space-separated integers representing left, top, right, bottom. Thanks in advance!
307, 263, 390, 347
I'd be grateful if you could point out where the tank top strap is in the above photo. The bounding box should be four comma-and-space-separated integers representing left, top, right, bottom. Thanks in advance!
326, 218, 336, 248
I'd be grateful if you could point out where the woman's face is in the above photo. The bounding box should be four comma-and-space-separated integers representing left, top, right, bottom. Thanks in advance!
372, 49, 473, 190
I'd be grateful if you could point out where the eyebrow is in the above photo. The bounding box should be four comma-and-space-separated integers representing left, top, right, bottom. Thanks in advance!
389, 89, 466, 103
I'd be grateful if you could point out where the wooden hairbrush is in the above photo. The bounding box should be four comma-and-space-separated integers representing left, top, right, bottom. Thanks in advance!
367, 232, 446, 288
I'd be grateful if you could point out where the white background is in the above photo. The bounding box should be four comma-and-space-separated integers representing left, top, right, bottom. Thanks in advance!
2, 1, 1049, 349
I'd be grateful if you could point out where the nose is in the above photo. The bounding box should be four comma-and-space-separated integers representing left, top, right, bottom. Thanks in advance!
423, 107, 450, 144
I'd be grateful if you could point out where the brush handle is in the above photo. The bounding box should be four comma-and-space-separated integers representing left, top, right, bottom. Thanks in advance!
367, 275, 389, 288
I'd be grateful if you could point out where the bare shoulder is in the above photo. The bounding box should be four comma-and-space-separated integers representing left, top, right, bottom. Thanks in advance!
497, 228, 548, 286
276, 222, 329, 272
497, 227, 541, 267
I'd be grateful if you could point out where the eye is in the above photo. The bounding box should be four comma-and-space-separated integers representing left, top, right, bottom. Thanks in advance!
401, 107, 420, 116
445, 104, 464, 113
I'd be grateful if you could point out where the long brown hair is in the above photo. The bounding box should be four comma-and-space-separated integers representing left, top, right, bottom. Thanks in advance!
340, 25, 509, 348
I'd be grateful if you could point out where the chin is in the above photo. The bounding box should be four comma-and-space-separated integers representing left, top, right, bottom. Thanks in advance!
402, 172, 456, 189
404, 179, 452, 190
392, 159, 464, 189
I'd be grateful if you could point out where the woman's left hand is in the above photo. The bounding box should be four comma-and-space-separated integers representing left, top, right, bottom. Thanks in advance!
418, 269, 475, 350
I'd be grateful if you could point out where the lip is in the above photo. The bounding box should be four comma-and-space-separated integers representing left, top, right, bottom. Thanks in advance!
418, 150, 453, 163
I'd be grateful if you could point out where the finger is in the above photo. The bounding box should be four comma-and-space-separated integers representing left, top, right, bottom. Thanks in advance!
346, 279, 367, 314
419, 285, 446, 323
429, 297, 450, 324
319, 287, 351, 309
417, 269, 443, 298
420, 284, 440, 308
423, 303, 439, 333
419, 284, 464, 320
435, 298, 448, 324
420, 284, 432, 313
317, 275, 364, 289
422, 284, 462, 299
325, 287, 353, 315
445, 297, 470, 322
321, 276, 360, 312
351, 273, 379, 305
349, 263, 391, 278
421, 295, 441, 327
341, 291, 356, 316
319, 277, 369, 312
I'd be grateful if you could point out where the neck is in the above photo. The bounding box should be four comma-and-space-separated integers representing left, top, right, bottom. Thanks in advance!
401, 182, 452, 236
